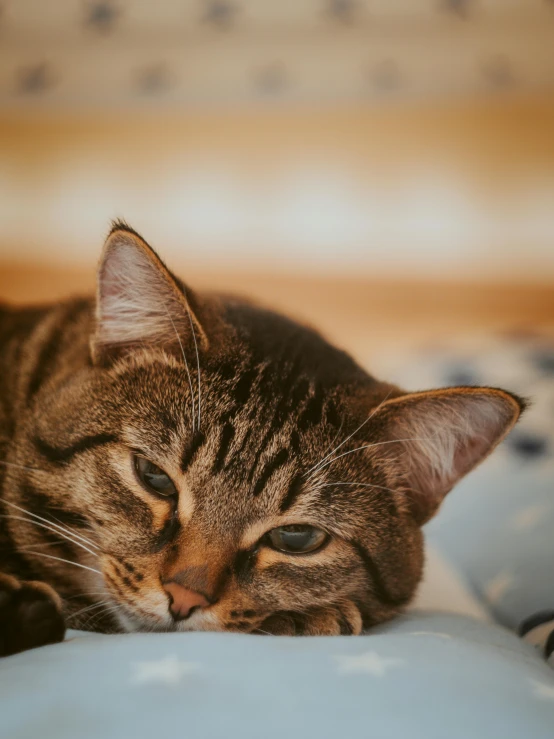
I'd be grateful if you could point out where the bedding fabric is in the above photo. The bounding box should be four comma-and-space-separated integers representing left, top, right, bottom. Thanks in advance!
1, 613, 554, 739
383, 331, 554, 631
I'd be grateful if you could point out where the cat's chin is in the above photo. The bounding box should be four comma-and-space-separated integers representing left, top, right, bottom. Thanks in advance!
116, 606, 225, 634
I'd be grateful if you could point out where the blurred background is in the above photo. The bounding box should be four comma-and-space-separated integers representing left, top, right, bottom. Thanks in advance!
0, 0, 553, 363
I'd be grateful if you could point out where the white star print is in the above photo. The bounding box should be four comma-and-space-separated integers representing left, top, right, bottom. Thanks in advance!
407, 631, 452, 640
335, 650, 404, 677
131, 656, 200, 686
484, 571, 514, 605
530, 679, 554, 701
510, 504, 548, 532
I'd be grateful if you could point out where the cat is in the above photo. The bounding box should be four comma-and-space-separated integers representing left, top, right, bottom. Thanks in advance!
0, 222, 524, 656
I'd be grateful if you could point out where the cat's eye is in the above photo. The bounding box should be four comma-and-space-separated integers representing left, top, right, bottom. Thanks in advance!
133, 455, 178, 498
266, 525, 328, 555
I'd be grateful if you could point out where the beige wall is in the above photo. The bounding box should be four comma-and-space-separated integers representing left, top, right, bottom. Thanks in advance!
1, 92, 553, 280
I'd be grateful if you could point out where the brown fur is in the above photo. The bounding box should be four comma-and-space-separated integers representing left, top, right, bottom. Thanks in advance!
0, 223, 524, 654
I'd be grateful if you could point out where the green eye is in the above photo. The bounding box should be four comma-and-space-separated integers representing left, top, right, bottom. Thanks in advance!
266, 525, 328, 555
134, 455, 177, 498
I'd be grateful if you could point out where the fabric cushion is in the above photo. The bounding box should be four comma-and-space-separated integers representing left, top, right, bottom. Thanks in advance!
1, 613, 554, 739
379, 331, 554, 630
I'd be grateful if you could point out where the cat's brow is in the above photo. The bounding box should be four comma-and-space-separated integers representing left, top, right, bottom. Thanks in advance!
252, 448, 289, 497
278, 472, 304, 513
33, 433, 118, 465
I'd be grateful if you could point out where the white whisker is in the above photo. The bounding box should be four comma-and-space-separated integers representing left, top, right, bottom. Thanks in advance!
305, 389, 394, 479
182, 287, 202, 432
165, 302, 196, 434
68, 600, 112, 621
0, 459, 47, 474
311, 437, 435, 476
22, 551, 103, 576
2, 499, 99, 551
318, 481, 399, 495
1, 514, 99, 559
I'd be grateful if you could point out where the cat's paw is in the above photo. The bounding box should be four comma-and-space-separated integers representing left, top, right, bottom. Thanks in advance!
260, 601, 363, 636
0, 573, 66, 657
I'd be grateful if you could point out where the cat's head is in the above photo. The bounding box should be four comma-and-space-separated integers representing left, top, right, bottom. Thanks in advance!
15, 223, 524, 635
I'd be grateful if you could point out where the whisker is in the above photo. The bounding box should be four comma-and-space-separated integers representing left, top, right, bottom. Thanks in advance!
80, 602, 126, 631
0, 459, 47, 474
65, 591, 111, 601
1, 514, 100, 559
311, 437, 434, 476
305, 389, 394, 479
18, 540, 70, 551
165, 302, 196, 434
182, 286, 202, 432
1, 499, 99, 551
68, 600, 112, 621
22, 551, 103, 576
318, 481, 400, 495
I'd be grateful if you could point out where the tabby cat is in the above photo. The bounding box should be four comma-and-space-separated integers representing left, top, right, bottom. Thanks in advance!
0, 223, 523, 656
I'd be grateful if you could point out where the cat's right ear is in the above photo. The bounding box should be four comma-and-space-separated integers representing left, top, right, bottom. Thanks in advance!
91, 223, 210, 365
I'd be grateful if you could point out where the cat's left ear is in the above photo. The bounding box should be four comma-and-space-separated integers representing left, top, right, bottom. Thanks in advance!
370, 387, 524, 524
91, 223, 210, 365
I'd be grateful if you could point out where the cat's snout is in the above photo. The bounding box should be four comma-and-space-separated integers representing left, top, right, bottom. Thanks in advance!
163, 582, 210, 621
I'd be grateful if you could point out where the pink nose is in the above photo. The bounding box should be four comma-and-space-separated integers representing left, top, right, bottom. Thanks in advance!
163, 582, 210, 621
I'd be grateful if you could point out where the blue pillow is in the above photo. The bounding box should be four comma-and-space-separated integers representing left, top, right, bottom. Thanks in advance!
1, 613, 553, 739
383, 332, 554, 630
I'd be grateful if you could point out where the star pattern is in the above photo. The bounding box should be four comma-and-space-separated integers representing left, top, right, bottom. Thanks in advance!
407, 631, 452, 640
85, 1, 119, 32
202, 1, 237, 30
131, 656, 200, 686
485, 571, 514, 605
530, 679, 554, 701
1, 1, 542, 106
482, 55, 514, 88
442, 0, 472, 19
136, 64, 172, 94
327, 0, 357, 24
335, 651, 404, 677
510, 503, 548, 531
255, 63, 287, 94
17, 63, 53, 94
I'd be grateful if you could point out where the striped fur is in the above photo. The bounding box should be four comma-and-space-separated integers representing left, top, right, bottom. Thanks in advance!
0, 224, 524, 652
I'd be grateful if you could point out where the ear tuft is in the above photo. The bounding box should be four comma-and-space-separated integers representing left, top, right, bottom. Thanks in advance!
91, 226, 207, 364
377, 387, 524, 524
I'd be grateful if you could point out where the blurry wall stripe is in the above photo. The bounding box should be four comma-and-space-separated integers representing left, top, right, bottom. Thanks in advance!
0, 94, 553, 280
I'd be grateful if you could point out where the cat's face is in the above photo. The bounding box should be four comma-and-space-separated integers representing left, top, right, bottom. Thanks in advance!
9, 224, 523, 635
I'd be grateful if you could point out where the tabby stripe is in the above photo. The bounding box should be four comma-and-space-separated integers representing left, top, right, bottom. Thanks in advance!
351, 541, 410, 608
232, 367, 258, 405
104, 572, 152, 618
298, 383, 324, 431
234, 427, 253, 463
326, 399, 341, 429
26, 319, 66, 403
181, 431, 206, 472
213, 422, 235, 473
152, 514, 181, 552
34, 433, 117, 465
112, 560, 140, 592
252, 448, 289, 497
29, 521, 78, 563
336, 607, 354, 636
247, 362, 303, 481
20, 483, 91, 531
279, 473, 304, 513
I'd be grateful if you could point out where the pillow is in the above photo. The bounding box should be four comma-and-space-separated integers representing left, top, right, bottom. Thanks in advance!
378, 331, 554, 630
1, 613, 554, 739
